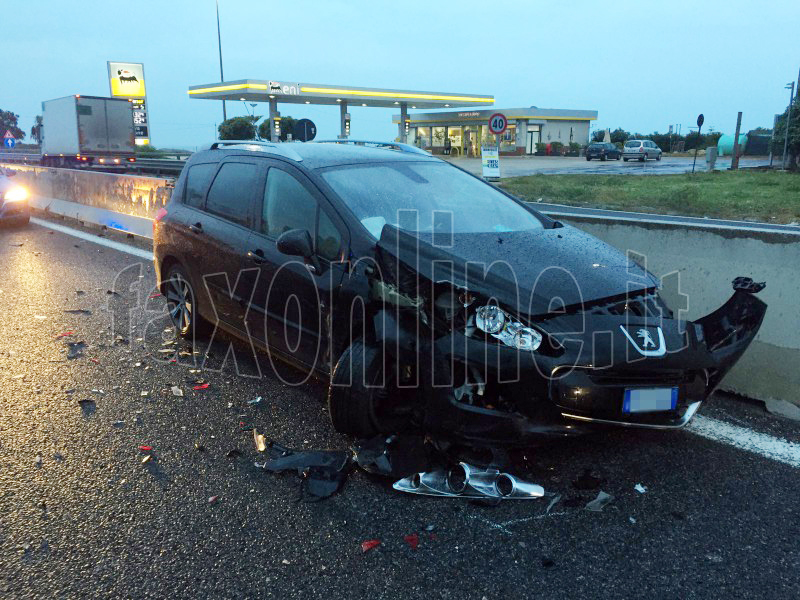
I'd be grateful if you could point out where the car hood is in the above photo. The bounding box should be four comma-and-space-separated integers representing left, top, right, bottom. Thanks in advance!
377, 224, 658, 317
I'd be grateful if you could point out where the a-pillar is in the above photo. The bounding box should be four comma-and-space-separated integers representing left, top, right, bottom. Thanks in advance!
399, 102, 408, 143
339, 101, 348, 139
269, 98, 279, 142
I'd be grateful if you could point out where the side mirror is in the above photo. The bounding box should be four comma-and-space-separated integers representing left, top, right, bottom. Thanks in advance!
276, 229, 321, 273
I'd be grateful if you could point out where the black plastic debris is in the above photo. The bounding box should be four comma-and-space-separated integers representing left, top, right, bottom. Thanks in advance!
64, 309, 92, 316
77, 398, 96, 417
66, 342, 87, 359
353, 434, 431, 479
572, 469, 603, 490
255, 438, 352, 501
226, 449, 242, 458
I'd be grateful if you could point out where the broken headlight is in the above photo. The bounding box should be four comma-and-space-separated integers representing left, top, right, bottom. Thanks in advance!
474, 305, 543, 352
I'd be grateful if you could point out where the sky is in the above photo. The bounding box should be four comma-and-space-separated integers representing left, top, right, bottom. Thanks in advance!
3, 0, 799, 150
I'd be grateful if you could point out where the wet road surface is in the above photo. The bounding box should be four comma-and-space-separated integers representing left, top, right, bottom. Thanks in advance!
1, 219, 799, 599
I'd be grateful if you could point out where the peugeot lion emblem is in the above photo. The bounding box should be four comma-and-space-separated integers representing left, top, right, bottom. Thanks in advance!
620, 325, 666, 357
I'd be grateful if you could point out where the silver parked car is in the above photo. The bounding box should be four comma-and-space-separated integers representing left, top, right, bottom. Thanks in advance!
622, 139, 662, 162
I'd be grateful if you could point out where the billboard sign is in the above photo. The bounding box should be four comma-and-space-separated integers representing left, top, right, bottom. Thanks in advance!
108, 62, 149, 145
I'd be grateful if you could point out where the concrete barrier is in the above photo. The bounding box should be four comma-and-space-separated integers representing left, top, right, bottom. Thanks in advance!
4, 162, 796, 405
557, 215, 800, 406
2, 163, 171, 236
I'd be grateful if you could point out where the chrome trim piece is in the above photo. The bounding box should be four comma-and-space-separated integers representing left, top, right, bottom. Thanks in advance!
393, 462, 545, 500
560, 400, 702, 430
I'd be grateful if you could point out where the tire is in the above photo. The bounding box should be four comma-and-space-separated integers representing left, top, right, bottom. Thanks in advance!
616, 154, 621, 160
623, 157, 629, 162
656, 153, 662, 161
586, 156, 591, 161
163, 264, 210, 338
640, 154, 647, 162
328, 342, 415, 437
601, 154, 607, 161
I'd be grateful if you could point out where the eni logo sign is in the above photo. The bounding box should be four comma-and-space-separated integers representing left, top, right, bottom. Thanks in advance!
269, 81, 299, 96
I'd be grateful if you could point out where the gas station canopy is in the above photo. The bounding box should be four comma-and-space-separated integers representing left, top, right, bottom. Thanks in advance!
188, 79, 494, 109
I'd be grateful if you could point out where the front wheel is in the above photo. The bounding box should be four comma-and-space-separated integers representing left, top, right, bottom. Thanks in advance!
586, 156, 591, 161
328, 342, 416, 437
656, 153, 662, 161
640, 154, 647, 162
163, 264, 210, 337
623, 157, 629, 162
601, 154, 607, 161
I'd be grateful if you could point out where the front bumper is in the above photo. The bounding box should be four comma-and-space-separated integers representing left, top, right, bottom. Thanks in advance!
419, 288, 766, 446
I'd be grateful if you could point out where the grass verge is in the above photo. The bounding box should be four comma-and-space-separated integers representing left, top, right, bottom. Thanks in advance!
500, 171, 800, 224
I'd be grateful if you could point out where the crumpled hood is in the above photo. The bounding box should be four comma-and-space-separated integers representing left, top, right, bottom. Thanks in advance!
377, 224, 658, 317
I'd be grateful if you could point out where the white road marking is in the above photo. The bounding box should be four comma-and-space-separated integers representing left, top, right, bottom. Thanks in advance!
31, 217, 154, 261
687, 415, 800, 469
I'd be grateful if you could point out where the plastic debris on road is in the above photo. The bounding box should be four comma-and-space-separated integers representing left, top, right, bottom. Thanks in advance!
253, 429, 267, 453
66, 341, 87, 359
208, 496, 219, 504
361, 540, 381, 553
193, 383, 210, 391
64, 309, 92, 315
55, 331, 75, 339
585, 491, 614, 512
545, 493, 562, 514
248, 396, 263, 405
634, 483, 647, 494
138, 445, 153, 452
35, 455, 43, 467
171, 386, 184, 397
403, 533, 419, 550
141, 455, 152, 464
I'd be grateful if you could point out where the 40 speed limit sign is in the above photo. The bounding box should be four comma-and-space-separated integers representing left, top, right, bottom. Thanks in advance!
488, 113, 508, 135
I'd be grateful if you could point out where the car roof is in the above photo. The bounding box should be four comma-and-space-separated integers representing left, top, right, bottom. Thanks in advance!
189, 141, 441, 171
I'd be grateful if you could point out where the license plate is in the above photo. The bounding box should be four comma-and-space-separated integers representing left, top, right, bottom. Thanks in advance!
623, 387, 678, 413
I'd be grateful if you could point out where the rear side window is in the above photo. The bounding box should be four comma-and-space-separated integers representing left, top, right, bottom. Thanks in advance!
183, 163, 216, 208
205, 162, 260, 227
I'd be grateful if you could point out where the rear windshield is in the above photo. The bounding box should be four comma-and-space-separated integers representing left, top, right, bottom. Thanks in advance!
624, 141, 641, 148
320, 161, 545, 237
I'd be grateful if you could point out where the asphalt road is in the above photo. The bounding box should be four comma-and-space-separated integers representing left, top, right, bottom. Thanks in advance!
1, 219, 799, 599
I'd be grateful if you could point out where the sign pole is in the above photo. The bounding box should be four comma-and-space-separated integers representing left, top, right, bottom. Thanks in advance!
692, 113, 704, 174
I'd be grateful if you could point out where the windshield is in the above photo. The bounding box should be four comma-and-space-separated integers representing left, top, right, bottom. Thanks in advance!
320, 161, 544, 237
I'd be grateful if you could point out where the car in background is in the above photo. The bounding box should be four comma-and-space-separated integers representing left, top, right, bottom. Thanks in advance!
585, 142, 621, 161
0, 169, 30, 226
623, 140, 663, 162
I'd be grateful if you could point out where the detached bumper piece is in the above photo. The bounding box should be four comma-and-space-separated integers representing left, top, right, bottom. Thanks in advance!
393, 462, 545, 500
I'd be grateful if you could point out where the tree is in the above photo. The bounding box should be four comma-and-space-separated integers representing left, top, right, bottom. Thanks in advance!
30, 115, 42, 145
771, 97, 800, 169
0, 109, 25, 141
218, 116, 259, 140
258, 115, 298, 141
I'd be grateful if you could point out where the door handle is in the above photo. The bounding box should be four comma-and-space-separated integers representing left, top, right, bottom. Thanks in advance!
189, 222, 203, 234
248, 249, 266, 264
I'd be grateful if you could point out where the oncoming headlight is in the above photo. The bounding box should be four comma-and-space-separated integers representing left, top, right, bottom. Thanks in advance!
3, 186, 28, 203
474, 305, 543, 352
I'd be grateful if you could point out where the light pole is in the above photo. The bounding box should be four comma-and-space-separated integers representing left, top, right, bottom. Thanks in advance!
781, 81, 795, 170
216, 0, 227, 122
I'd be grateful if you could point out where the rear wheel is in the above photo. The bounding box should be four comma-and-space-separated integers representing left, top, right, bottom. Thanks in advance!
640, 154, 647, 162
623, 157, 629, 162
586, 156, 591, 161
601, 154, 607, 161
328, 342, 416, 437
163, 264, 210, 337
656, 153, 662, 161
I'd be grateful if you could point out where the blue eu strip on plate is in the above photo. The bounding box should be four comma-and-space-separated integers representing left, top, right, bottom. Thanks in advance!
623, 387, 678, 413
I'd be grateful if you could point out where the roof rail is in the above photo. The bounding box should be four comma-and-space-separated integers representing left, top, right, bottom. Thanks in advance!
207, 140, 303, 161
313, 139, 431, 156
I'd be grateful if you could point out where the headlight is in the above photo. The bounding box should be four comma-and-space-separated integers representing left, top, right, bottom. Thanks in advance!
475, 305, 505, 334
474, 304, 542, 352
3, 186, 28, 203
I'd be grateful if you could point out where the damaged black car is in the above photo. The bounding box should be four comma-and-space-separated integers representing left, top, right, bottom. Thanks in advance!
153, 141, 767, 447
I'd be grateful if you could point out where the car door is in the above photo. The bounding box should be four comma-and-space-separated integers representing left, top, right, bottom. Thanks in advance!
184, 158, 264, 331
243, 160, 349, 371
